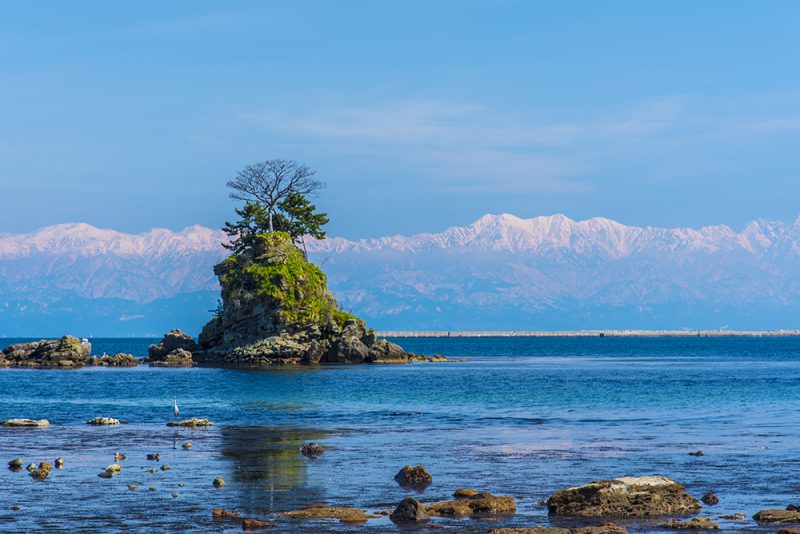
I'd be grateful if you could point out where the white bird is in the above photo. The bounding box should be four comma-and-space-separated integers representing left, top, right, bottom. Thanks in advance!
173, 397, 180, 419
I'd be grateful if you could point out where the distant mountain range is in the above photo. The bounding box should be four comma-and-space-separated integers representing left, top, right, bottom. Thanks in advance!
2, 214, 799, 336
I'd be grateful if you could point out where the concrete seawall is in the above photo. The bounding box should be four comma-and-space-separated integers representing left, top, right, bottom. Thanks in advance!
378, 329, 800, 338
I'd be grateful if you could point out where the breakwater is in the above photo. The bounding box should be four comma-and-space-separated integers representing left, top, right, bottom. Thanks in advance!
379, 329, 800, 338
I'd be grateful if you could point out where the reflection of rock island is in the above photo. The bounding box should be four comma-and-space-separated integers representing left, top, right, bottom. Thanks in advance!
194, 232, 447, 367
219, 426, 326, 512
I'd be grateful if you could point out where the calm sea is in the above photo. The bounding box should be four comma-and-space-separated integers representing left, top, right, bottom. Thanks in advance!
1, 336, 799, 532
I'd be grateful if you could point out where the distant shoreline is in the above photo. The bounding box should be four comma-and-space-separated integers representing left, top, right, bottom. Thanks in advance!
380, 329, 800, 338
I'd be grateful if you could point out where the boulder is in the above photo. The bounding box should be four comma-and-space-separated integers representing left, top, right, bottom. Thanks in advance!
659, 517, 720, 530
90, 353, 139, 366
753, 509, 800, 524
213, 476, 225, 488
30, 461, 53, 481
1, 336, 90, 368
241, 518, 273, 531
54, 457, 64, 469
282, 504, 378, 523
299, 443, 326, 458
366, 339, 410, 363
8, 457, 23, 470
1, 419, 49, 427
167, 417, 213, 427
87, 417, 120, 426
394, 465, 433, 488
105, 463, 121, 474
148, 330, 198, 362
390, 497, 429, 523
547, 476, 701, 517
427, 492, 516, 517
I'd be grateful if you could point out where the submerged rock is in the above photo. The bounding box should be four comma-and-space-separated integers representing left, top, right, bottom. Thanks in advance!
394, 465, 432, 488
182, 442, 192, 450
1, 336, 91, 368
427, 492, 516, 517
283, 504, 378, 523
54, 457, 64, 469
87, 417, 120, 426
753, 509, 800, 524
146, 453, 160, 461
390, 497, 429, 523
167, 418, 213, 427
194, 232, 427, 367
90, 353, 139, 366
547, 476, 701, 517
30, 461, 53, 480
8, 457, 23, 470
213, 476, 225, 488
688, 451, 705, 457
299, 442, 326, 458
2, 418, 50, 427
114, 452, 126, 462
660, 517, 720, 530
719, 514, 746, 520
212, 509, 240, 519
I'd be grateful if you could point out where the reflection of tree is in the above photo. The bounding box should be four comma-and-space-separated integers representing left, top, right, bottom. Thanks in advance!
219, 426, 328, 513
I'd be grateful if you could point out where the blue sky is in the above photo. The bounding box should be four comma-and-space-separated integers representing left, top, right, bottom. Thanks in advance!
1, 1, 799, 238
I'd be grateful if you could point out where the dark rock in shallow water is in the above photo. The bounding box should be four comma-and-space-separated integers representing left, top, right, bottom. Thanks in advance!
193, 231, 433, 367
489, 524, 627, 534
1, 336, 90, 368
282, 504, 377, 523
90, 353, 139, 366
688, 450, 704, 456
394, 465, 432, 488
701, 492, 719, 505
547, 476, 701, 517
241, 518, 273, 531
299, 442, 326, 457
148, 330, 197, 366
390, 497, 429, 523
660, 517, 720, 530
167, 418, 213, 427
8, 457, 23, 470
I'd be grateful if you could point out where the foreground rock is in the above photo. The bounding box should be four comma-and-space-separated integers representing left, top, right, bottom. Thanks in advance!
167, 418, 213, 427
2, 419, 49, 427
701, 492, 719, 505
194, 232, 440, 367
489, 524, 628, 534
30, 461, 53, 480
90, 353, 139, 366
148, 330, 197, 366
283, 504, 378, 524
427, 492, 516, 517
660, 517, 720, 530
753, 509, 800, 524
547, 476, 701, 517
1, 336, 91, 368
394, 465, 432, 488
390, 497, 429, 523
241, 518, 273, 531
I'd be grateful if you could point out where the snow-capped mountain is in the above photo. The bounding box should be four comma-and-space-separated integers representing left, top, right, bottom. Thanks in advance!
1, 214, 799, 336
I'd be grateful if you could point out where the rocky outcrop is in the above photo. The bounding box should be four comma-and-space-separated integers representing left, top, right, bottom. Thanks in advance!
193, 232, 436, 367
1, 336, 91, 368
148, 330, 197, 366
427, 492, 516, 517
547, 476, 701, 517
90, 353, 139, 366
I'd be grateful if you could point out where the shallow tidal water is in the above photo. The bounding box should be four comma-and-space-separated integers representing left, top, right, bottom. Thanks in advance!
1, 336, 800, 533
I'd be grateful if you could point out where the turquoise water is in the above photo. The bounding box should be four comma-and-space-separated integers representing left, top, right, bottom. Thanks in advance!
1, 337, 799, 532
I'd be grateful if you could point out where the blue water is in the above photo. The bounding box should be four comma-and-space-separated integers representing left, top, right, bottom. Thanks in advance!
1, 336, 799, 532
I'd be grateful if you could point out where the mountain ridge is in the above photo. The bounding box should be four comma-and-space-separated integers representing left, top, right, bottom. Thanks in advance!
1, 213, 799, 336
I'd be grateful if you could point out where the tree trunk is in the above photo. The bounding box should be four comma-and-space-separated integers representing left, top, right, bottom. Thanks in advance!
268, 208, 274, 232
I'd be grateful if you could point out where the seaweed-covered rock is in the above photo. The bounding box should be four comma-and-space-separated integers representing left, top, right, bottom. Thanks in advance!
148, 330, 197, 363
194, 232, 425, 367
547, 476, 701, 517
90, 353, 139, 366
753, 509, 800, 524
427, 492, 516, 517
1, 336, 91, 368
394, 465, 433, 488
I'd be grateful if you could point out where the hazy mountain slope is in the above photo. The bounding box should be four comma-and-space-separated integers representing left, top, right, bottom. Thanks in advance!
1, 214, 799, 336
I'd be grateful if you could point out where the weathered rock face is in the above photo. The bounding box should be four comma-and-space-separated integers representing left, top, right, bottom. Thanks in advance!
148, 330, 197, 366
547, 476, 701, 517
1, 336, 91, 367
194, 232, 426, 367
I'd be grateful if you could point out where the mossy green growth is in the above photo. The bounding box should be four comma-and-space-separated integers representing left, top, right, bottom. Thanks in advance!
218, 232, 355, 329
